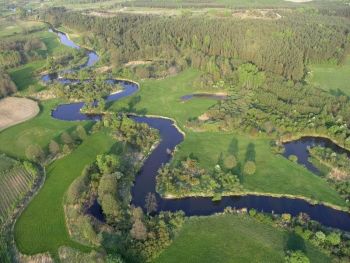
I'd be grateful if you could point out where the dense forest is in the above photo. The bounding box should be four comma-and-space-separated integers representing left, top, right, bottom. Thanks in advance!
41, 7, 350, 81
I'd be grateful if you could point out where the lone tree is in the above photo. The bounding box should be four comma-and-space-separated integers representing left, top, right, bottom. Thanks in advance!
49, 140, 60, 156
145, 192, 158, 214
224, 154, 237, 169
243, 161, 256, 175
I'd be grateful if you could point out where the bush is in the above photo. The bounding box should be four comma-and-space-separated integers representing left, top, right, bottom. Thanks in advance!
288, 155, 298, 163
224, 155, 237, 169
243, 161, 256, 175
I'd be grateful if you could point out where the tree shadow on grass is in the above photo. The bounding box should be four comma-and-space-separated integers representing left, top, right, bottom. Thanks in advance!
284, 232, 306, 253
111, 95, 148, 115
245, 142, 256, 162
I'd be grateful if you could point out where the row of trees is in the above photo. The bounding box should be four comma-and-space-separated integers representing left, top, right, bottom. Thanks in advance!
41, 7, 350, 80
25, 125, 87, 163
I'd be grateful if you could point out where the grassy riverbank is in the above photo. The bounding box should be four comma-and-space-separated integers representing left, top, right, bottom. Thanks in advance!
155, 214, 331, 263
110, 69, 346, 208
14, 130, 115, 258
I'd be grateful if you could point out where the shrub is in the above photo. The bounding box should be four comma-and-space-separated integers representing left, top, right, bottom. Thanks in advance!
288, 155, 298, 163
224, 155, 237, 169
243, 161, 256, 175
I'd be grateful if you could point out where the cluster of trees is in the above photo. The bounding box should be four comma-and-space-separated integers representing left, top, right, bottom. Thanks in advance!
25, 125, 87, 164
0, 37, 46, 69
225, 207, 350, 262
66, 141, 184, 262
41, 8, 350, 81
309, 146, 350, 203
196, 63, 350, 149
157, 157, 242, 197
96, 113, 158, 151
52, 77, 120, 103
45, 47, 86, 74
0, 69, 17, 98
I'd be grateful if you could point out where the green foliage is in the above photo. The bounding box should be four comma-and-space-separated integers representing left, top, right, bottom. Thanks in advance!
157, 157, 242, 197
49, 139, 60, 156
285, 250, 310, 263
96, 154, 119, 174
289, 155, 298, 163
223, 154, 237, 169
243, 161, 256, 175
42, 8, 350, 81
0, 69, 17, 98
25, 144, 45, 163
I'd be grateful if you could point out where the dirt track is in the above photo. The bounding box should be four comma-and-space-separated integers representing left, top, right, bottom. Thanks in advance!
0, 97, 39, 131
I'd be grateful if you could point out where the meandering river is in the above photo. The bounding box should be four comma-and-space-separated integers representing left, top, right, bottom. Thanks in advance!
45, 28, 350, 231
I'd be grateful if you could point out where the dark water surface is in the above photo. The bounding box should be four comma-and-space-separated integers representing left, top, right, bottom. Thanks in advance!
48, 29, 350, 231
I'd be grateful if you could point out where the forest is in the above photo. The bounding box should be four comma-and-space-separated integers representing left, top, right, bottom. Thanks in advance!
41, 7, 350, 81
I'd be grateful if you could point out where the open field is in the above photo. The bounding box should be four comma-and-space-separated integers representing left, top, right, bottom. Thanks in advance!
110, 69, 346, 207
155, 214, 330, 263
14, 131, 115, 258
0, 154, 36, 222
308, 56, 350, 97
0, 97, 39, 131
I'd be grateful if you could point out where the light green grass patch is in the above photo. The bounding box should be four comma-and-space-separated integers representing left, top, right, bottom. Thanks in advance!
155, 214, 330, 263
308, 56, 350, 96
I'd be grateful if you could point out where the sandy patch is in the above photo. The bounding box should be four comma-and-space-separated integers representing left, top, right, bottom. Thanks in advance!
232, 9, 281, 20
0, 97, 39, 131
124, 60, 152, 67
198, 113, 210, 121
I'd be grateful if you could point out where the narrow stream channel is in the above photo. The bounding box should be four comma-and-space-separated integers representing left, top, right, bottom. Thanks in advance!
45, 28, 350, 231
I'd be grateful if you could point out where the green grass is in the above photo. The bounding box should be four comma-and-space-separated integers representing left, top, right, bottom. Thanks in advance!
14, 130, 115, 258
0, 99, 80, 159
155, 214, 330, 263
308, 56, 350, 96
111, 68, 346, 207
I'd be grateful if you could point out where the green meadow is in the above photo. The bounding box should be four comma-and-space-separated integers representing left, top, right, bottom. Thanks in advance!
155, 214, 331, 263
308, 56, 350, 96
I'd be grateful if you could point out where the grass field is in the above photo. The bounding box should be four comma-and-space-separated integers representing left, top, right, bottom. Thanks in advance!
0, 154, 36, 223
14, 131, 115, 258
110, 69, 345, 207
308, 56, 350, 96
155, 214, 330, 263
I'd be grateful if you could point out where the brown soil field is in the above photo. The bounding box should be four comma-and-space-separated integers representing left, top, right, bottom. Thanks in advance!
0, 97, 39, 131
